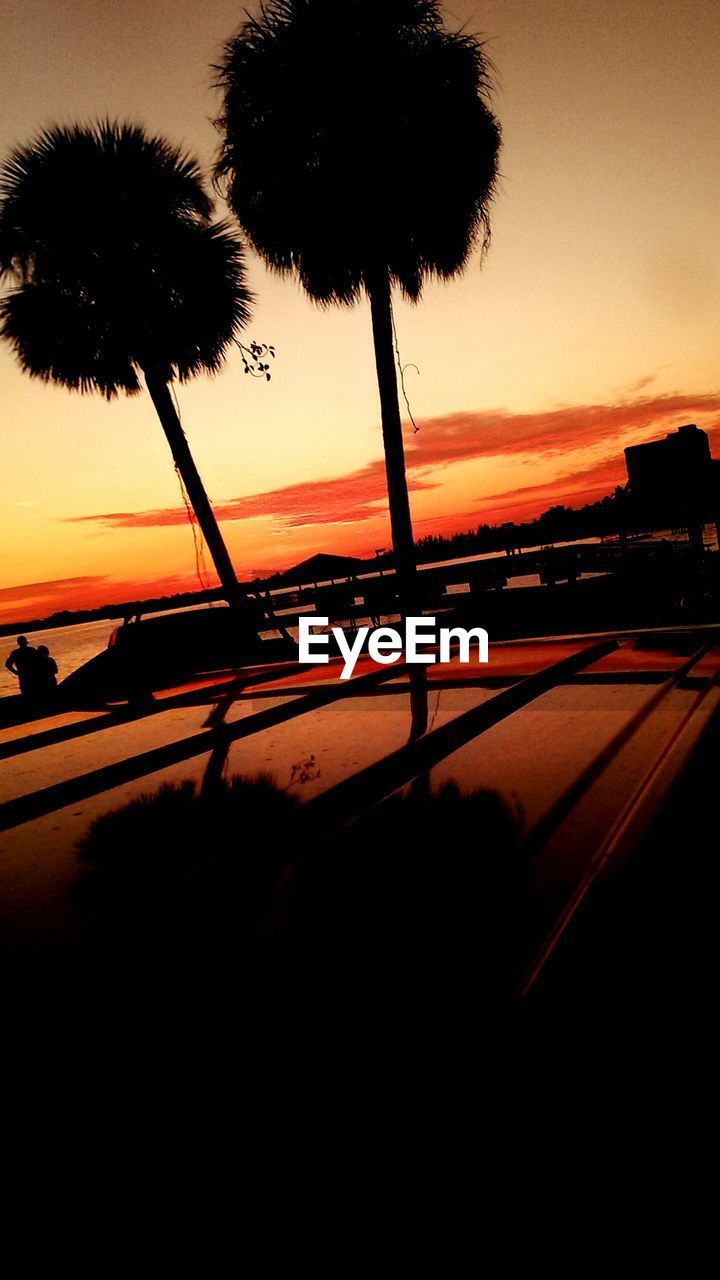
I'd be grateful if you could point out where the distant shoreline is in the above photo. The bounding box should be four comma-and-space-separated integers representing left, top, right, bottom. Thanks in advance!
4, 485, 696, 637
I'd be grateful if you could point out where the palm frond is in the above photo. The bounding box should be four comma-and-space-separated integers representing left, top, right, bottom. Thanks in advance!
0, 121, 252, 395
214, 0, 501, 305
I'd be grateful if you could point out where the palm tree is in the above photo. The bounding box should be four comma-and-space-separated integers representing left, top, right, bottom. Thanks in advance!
214, 0, 501, 616
0, 121, 252, 604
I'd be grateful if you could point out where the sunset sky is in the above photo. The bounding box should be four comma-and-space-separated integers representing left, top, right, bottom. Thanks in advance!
1, 0, 719, 623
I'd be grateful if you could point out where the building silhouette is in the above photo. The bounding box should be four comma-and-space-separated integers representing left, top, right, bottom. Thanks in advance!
624, 423, 720, 550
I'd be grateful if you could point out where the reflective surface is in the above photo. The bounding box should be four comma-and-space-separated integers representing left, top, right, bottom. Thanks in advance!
1, 631, 719, 993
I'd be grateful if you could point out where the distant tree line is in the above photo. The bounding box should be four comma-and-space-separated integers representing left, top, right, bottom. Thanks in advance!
412, 487, 635, 562
411, 482, 720, 564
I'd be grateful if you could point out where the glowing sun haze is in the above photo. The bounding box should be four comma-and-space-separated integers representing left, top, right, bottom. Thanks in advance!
1, 0, 719, 623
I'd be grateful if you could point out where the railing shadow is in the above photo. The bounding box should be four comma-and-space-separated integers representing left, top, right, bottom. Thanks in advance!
0, 664, 311, 764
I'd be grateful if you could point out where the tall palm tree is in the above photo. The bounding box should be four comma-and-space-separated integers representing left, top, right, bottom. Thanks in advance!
214, 0, 501, 615
0, 121, 252, 604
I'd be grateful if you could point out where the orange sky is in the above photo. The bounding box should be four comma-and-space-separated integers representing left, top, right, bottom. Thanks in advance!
1, 0, 719, 623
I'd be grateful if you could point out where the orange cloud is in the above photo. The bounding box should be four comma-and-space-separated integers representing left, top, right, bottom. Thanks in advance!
66, 390, 720, 533
0, 575, 104, 604
65, 460, 437, 530
403, 394, 720, 469
5, 388, 714, 625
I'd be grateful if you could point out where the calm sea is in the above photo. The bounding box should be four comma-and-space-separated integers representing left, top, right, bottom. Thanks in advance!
0, 603, 219, 698
0, 616, 118, 698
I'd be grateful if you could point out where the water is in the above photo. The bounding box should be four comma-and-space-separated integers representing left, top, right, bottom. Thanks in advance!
0, 617, 117, 698
0, 602, 225, 699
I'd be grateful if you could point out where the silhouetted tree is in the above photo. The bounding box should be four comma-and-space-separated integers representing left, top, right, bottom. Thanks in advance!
214, 0, 501, 613
0, 122, 252, 603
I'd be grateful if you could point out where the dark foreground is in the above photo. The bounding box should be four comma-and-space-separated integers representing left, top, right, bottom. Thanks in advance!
1, 623, 718, 1055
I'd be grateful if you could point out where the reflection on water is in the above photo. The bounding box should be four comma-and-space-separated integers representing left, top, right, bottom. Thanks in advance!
409, 668, 428, 741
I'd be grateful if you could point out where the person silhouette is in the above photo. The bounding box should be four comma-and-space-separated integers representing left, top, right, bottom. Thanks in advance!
5, 635, 38, 699
35, 644, 58, 699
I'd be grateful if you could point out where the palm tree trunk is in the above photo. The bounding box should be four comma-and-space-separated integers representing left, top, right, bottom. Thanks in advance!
368, 270, 427, 738
368, 269, 418, 614
143, 368, 241, 604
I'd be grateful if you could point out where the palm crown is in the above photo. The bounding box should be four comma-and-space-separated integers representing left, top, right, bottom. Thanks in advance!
0, 121, 254, 608
0, 121, 251, 395
214, 0, 501, 304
